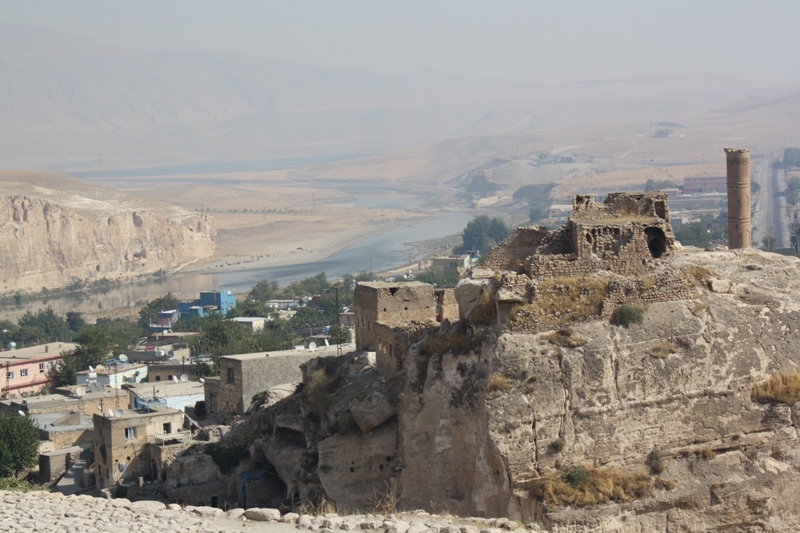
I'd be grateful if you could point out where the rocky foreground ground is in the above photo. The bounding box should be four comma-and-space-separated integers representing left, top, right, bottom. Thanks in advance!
0, 491, 546, 533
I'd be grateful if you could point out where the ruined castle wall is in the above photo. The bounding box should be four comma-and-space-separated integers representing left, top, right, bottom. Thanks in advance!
374, 322, 433, 377
482, 227, 549, 273
354, 283, 436, 351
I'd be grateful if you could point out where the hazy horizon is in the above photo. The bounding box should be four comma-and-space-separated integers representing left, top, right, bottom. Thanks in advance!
3, 0, 800, 87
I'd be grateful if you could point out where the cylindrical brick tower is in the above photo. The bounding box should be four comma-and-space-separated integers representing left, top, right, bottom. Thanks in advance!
725, 148, 751, 249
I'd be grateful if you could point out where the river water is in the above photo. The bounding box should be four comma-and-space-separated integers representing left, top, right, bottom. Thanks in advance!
0, 211, 473, 320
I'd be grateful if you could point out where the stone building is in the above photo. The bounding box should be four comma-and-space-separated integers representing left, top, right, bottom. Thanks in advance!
93, 406, 185, 489
354, 281, 459, 377
354, 282, 438, 352
485, 192, 675, 278
209, 346, 340, 415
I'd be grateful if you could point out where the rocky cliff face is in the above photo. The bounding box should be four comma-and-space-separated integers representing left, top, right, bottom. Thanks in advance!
0, 171, 215, 295
184, 248, 800, 530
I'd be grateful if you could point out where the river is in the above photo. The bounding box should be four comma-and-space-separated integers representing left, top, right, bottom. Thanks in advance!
0, 211, 473, 320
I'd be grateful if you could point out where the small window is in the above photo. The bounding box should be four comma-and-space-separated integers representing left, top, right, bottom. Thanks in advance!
227, 368, 236, 384
20, 369, 28, 378
162, 422, 172, 434
6, 371, 13, 380
48, 361, 54, 369
124, 427, 137, 440
39, 363, 45, 373
155, 375, 161, 381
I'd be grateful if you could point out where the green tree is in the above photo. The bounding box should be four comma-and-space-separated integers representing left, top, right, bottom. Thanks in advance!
455, 215, 510, 255
528, 206, 547, 223
230, 299, 273, 318
66, 311, 87, 333
137, 293, 180, 330
248, 279, 279, 302
16, 308, 71, 344
415, 268, 459, 288
277, 272, 330, 299
0, 321, 17, 347
0, 413, 39, 477
674, 223, 712, 248
253, 319, 294, 352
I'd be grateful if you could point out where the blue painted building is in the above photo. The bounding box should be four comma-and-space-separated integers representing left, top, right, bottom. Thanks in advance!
149, 291, 237, 332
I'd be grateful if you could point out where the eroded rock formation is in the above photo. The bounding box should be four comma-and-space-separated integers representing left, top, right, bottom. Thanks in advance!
0, 171, 215, 294
177, 193, 800, 530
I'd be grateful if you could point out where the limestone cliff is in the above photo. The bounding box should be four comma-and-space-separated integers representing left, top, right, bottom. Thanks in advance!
0, 171, 215, 294
168, 243, 800, 531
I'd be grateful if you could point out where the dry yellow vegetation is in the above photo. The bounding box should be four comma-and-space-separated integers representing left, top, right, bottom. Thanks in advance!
751, 372, 800, 405
527, 465, 652, 507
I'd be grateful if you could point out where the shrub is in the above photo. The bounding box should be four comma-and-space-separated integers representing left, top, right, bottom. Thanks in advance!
611, 305, 644, 328
544, 328, 587, 348
751, 371, 800, 405
0, 413, 39, 477
549, 438, 566, 454
528, 465, 652, 507
646, 449, 665, 475
0, 478, 42, 492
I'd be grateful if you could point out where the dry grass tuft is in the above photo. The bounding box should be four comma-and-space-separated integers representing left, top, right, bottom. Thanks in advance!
646, 341, 677, 359
512, 275, 609, 327
298, 497, 337, 516
486, 373, 515, 396
528, 465, 652, 507
469, 286, 498, 325
682, 266, 711, 286
370, 479, 401, 515
306, 369, 342, 422
544, 328, 587, 348
751, 371, 800, 405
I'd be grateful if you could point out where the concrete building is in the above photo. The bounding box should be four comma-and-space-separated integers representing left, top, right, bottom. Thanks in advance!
146, 363, 204, 383
75, 363, 148, 389
0, 342, 74, 398
126, 381, 204, 413
684, 176, 728, 194
209, 346, 340, 415
93, 407, 186, 489
725, 148, 752, 249
429, 253, 478, 273
34, 410, 94, 453
231, 317, 269, 332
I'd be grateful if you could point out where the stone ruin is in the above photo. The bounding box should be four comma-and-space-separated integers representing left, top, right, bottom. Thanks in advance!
460, 192, 696, 333
482, 192, 675, 277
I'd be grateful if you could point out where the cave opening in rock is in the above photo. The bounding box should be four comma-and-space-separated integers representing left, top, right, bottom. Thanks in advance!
645, 227, 667, 258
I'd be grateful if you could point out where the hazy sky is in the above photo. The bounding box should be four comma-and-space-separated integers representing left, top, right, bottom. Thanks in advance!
2, 0, 799, 86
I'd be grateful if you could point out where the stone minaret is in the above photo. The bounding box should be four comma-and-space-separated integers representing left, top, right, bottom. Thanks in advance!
725, 148, 751, 249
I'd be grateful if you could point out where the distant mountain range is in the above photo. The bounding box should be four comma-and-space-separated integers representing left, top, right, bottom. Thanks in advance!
0, 24, 780, 173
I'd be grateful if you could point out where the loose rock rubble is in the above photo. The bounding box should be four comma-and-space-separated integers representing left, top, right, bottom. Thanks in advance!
0, 491, 544, 533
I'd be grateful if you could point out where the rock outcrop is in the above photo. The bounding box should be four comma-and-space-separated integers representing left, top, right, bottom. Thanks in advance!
0, 171, 215, 294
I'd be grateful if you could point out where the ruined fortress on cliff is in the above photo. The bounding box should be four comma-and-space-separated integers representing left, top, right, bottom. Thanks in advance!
355, 192, 697, 361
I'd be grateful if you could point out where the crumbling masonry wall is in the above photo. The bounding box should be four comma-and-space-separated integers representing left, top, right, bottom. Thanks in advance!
354, 282, 437, 351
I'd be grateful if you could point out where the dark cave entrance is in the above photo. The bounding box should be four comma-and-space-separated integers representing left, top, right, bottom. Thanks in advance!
645, 227, 667, 258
